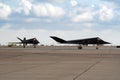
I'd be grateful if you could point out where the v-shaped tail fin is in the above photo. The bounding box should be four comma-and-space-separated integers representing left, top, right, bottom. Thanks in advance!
17, 37, 23, 42
50, 36, 66, 43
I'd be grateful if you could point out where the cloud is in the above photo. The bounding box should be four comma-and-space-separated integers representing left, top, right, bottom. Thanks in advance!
102, 0, 120, 6
15, 0, 32, 15
72, 12, 94, 22
68, 2, 97, 23
70, 0, 78, 7
69, 2, 116, 23
34, 0, 67, 3
0, 3, 12, 19
15, 0, 65, 17
98, 4, 114, 21
25, 18, 52, 23
32, 3, 65, 17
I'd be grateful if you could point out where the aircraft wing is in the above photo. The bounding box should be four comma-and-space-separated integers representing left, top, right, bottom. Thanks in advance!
67, 37, 110, 44
26, 38, 39, 44
50, 36, 110, 45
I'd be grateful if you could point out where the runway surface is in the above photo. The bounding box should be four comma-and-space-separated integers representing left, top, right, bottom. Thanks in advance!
0, 46, 120, 80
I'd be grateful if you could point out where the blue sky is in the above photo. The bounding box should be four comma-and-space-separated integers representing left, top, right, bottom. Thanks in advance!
0, 0, 120, 45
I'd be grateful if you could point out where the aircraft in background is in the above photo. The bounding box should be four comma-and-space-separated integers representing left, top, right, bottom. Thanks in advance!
16, 37, 39, 48
50, 36, 111, 49
9, 37, 39, 48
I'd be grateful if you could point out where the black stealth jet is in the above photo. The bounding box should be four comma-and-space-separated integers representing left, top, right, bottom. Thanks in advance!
17, 37, 39, 48
50, 36, 110, 49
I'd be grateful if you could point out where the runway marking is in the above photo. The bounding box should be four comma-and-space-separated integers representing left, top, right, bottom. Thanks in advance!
73, 60, 101, 80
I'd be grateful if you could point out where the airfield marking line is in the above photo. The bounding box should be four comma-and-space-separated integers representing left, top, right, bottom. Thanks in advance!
73, 60, 102, 80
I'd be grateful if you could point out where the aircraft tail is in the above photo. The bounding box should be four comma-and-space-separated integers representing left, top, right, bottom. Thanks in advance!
50, 36, 66, 43
17, 37, 23, 42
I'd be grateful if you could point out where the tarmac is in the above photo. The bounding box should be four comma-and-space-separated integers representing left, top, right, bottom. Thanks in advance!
0, 46, 120, 80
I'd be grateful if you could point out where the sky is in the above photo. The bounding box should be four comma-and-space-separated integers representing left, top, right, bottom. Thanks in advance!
0, 0, 120, 45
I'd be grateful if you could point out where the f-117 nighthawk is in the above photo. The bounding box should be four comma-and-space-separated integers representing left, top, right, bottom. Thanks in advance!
50, 36, 110, 49
17, 37, 39, 48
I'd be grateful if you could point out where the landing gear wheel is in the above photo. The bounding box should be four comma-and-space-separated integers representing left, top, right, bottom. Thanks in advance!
78, 46, 82, 49
96, 46, 98, 50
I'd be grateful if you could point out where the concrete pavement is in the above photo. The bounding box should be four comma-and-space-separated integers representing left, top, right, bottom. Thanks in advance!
0, 46, 120, 80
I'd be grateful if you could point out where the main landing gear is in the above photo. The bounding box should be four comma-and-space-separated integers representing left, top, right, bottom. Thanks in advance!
78, 45, 82, 49
77, 45, 99, 50
96, 46, 99, 50
33, 44, 37, 48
